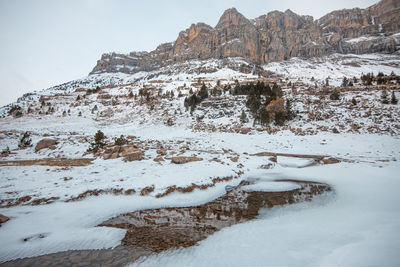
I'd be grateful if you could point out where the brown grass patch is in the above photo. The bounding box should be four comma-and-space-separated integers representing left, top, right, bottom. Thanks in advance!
0, 158, 94, 167
31, 197, 59, 205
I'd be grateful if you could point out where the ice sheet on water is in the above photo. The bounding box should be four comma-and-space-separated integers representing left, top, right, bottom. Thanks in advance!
277, 156, 315, 168
0, 183, 232, 262
241, 180, 300, 192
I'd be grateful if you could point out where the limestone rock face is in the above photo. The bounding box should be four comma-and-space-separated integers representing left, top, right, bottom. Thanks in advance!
90, 0, 400, 75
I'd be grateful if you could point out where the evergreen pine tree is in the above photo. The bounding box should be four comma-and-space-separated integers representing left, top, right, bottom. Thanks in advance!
285, 99, 293, 119
198, 84, 208, 99
240, 110, 249, 124
87, 130, 107, 153
381, 90, 389, 104
341, 77, 348, 87
18, 132, 32, 148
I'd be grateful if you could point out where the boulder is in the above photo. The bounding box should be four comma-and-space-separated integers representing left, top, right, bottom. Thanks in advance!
156, 149, 167, 156
121, 146, 138, 157
322, 157, 341, 165
0, 214, 9, 224
230, 157, 239, 163
240, 128, 251, 134
154, 157, 165, 162
124, 189, 136, 195
269, 156, 278, 163
140, 185, 155, 196
110, 152, 119, 159
35, 139, 58, 152
123, 150, 144, 162
171, 156, 203, 164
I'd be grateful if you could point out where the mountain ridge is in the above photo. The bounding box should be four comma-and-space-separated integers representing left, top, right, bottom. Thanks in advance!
90, 0, 400, 75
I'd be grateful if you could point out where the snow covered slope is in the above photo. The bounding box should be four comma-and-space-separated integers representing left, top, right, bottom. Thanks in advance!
0, 53, 400, 266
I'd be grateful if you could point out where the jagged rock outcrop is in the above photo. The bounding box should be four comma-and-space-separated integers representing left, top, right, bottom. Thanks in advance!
90, 0, 400, 75
318, 0, 400, 38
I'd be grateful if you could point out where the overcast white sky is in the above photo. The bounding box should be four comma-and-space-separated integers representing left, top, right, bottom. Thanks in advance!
0, 0, 379, 107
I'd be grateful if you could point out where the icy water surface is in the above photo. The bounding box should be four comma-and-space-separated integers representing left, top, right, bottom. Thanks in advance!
1, 179, 331, 266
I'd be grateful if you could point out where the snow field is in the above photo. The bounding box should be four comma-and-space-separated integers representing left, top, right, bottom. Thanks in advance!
130, 162, 400, 267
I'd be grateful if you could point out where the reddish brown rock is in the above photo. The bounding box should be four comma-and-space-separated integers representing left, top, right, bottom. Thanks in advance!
321, 157, 341, 165
103, 153, 111, 160
230, 157, 239, 163
269, 156, 278, 163
156, 149, 167, 156
154, 157, 165, 162
121, 146, 137, 157
124, 189, 136, 195
140, 186, 155, 196
0, 214, 9, 224
110, 152, 119, 159
35, 139, 58, 152
171, 156, 203, 164
123, 150, 144, 162
240, 128, 251, 134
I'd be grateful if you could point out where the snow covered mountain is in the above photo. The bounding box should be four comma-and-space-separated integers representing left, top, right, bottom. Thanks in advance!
1, 1, 400, 266
1, 53, 399, 136
90, 0, 400, 75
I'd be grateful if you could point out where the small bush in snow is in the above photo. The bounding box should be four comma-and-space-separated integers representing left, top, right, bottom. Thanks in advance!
1, 146, 10, 155
330, 90, 340, 101
8, 105, 21, 115
114, 135, 128, 146
18, 132, 32, 149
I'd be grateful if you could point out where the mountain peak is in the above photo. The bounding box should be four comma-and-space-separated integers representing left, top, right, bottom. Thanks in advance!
216, 7, 250, 28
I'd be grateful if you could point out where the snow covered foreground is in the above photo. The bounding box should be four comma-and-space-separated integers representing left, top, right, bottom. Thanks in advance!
0, 119, 399, 266
130, 162, 400, 267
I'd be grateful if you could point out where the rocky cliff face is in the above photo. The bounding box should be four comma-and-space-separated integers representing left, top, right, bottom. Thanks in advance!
90, 0, 400, 75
